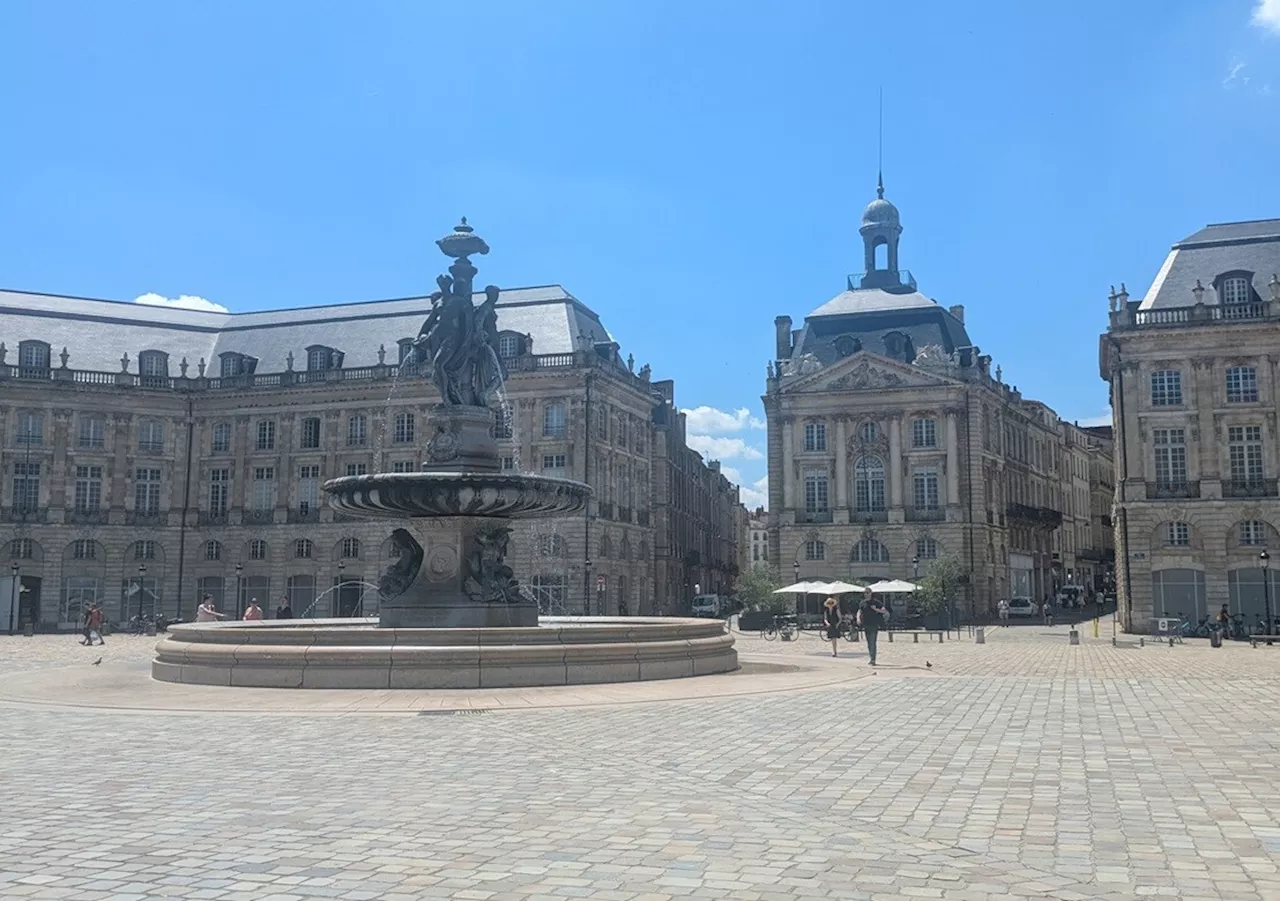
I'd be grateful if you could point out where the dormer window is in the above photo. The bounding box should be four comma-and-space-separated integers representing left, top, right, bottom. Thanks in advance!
498, 333, 521, 359
397, 338, 415, 364
17, 340, 50, 375
834, 336, 862, 357
138, 350, 169, 385
882, 331, 913, 360
219, 352, 257, 378
306, 345, 343, 371
1221, 275, 1252, 305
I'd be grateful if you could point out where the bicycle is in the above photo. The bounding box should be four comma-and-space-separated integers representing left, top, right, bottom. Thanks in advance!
761, 615, 797, 641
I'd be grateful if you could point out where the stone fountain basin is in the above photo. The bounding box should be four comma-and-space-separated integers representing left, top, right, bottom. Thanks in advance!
323, 471, 591, 519
152, 617, 737, 689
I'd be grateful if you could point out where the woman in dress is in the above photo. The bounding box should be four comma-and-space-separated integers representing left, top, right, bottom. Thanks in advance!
823, 597, 842, 657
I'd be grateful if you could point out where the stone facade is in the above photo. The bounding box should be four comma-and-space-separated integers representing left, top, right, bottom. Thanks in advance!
747, 510, 769, 570
767, 183, 1114, 616
0, 287, 743, 629
1101, 219, 1280, 631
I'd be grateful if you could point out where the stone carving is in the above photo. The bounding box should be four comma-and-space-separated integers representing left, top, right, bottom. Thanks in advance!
377, 343, 386, 365
179, 357, 189, 377
407, 219, 506, 408
120, 353, 130, 372
378, 528, 424, 599
425, 544, 459, 581
826, 361, 906, 391
59, 347, 69, 368
197, 358, 206, 377
913, 344, 949, 367
780, 353, 822, 377
426, 422, 460, 464
285, 351, 294, 371
627, 353, 635, 372
766, 361, 775, 379
0, 343, 6, 364
639, 363, 651, 381
462, 524, 520, 604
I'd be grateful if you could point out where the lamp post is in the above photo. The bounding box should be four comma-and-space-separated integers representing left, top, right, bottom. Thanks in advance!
136, 563, 147, 620
1262, 550, 1273, 642
234, 562, 244, 618
793, 560, 800, 583
338, 560, 347, 617
583, 557, 592, 617
8, 562, 18, 635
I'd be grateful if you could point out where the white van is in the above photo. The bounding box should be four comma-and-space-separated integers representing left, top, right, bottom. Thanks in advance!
691, 595, 722, 617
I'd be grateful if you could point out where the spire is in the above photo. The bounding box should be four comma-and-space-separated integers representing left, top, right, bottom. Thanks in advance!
877, 171, 884, 199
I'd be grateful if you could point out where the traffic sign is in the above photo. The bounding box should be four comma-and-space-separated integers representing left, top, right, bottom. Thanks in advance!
596, 575, 606, 587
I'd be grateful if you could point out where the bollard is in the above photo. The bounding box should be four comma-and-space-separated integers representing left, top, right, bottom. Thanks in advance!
1068, 629, 1080, 646
1210, 630, 1222, 649
1139, 637, 1145, 647
975, 626, 985, 645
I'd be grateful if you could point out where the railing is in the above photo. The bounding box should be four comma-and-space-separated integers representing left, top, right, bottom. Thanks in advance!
66, 509, 109, 525
288, 508, 321, 523
800, 511, 833, 524
851, 509, 889, 523
1224, 478, 1278, 498
905, 506, 945, 522
125, 511, 167, 526
0, 506, 48, 523
1144, 480, 1201, 500
73, 370, 116, 385
1006, 502, 1065, 528
1077, 547, 1115, 563
848, 269, 917, 291
198, 510, 228, 526
243, 509, 275, 525
534, 353, 575, 368
617, 506, 632, 523
1132, 301, 1273, 328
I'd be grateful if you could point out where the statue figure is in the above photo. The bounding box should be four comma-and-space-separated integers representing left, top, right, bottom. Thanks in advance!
627, 353, 635, 372
638, 363, 651, 381
409, 220, 507, 408
378, 528, 424, 599
767, 361, 775, 379
462, 524, 520, 604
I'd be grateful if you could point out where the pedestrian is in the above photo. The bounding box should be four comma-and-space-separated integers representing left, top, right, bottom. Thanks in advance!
195, 594, 226, 623
80, 603, 93, 646
83, 603, 105, 646
997, 599, 1010, 626
822, 597, 842, 657
1042, 600, 1053, 627
1217, 603, 1231, 638
856, 588, 889, 666
275, 595, 293, 620
243, 598, 264, 621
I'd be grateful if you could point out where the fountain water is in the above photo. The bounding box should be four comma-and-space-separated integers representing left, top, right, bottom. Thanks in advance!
152, 220, 736, 688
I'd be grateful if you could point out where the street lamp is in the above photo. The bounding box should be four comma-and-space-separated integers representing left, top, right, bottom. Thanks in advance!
1262, 550, 1273, 642
793, 560, 800, 583
8, 562, 18, 636
338, 560, 347, 617
136, 563, 147, 620
235, 562, 244, 618
584, 557, 592, 617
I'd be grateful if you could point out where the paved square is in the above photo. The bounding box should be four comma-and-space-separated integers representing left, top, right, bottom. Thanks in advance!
3, 624, 1280, 900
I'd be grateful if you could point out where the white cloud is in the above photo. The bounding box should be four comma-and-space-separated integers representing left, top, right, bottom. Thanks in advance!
719, 465, 743, 485
687, 435, 764, 460
680, 406, 765, 434
134, 292, 228, 313
739, 475, 768, 510
1223, 60, 1249, 87
1076, 412, 1112, 428
1254, 0, 1280, 34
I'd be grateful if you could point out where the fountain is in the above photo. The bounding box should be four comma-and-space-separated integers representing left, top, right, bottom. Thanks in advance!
152, 220, 736, 689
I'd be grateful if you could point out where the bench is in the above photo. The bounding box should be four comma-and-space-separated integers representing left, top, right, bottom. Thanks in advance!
1250, 634, 1280, 648
885, 630, 946, 643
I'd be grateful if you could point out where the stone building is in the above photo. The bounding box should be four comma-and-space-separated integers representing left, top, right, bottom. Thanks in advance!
765, 180, 1114, 614
747, 508, 769, 570
1100, 218, 1280, 631
0, 282, 742, 630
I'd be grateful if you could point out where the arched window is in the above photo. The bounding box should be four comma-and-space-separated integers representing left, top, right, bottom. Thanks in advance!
211, 422, 232, 453
17, 340, 50, 374
857, 421, 879, 444
852, 539, 889, 563
138, 350, 169, 382
294, 539, 313, 559
1163, 522, 1191, 547
854, 456, 886, 512
249, 539, 268, 561
916, 538, 938, 560
9, 538, 34, 560
498, 334, 521, 359
347, 414, 368, 446
804, 539, 826, 561
72, 539, 97, 560
132, 540, 157, 560
341, 537, 361, 558
203, 540, 222, 561
1240, 520, 1269, 546
1221, 276, 1252, 305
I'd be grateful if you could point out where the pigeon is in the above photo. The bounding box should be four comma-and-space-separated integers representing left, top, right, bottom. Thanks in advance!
92, 657, 102, 666
926, 661, 932, 669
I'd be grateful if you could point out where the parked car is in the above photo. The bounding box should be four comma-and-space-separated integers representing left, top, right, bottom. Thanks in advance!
691, 595, 724, 617
1007, 597, 1036, 618
1056, 586, 1084, 608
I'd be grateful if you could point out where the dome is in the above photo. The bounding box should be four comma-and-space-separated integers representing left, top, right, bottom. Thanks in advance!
861, 197, 900, 229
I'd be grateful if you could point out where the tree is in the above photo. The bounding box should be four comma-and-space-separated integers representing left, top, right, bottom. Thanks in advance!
917, 554, 967, 615
736, 564, 788, 614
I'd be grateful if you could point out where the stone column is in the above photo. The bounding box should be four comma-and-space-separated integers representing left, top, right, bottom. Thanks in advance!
782, 417, 796, 511
1192, 358, 1217, 484
888, 416, 903, 508
946, 412, 960, 506
834, 417, 848, 517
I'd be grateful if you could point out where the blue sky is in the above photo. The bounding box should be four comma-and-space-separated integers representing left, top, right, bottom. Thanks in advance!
3, 1, 1280, 509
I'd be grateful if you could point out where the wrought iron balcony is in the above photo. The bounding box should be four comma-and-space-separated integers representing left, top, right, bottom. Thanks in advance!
1077, 547, 1115, 563
905, 506, 945, 523
800, 510, 833, 524
851, 509, 889, 523
125, 511, 167, 526
0, 506, 48, 523
1006, 502, 1065, 528
243, 509, 275, 525
66, 509, 108, 525
288, 508, 321, 524
1144, 481, 1201, 500
198, 510, 228, 526
1224, 478, 1278, 498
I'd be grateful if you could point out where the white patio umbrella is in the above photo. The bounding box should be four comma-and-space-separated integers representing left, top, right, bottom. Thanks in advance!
867, 579, 920, 593
772, 580, 832, 594
822, 580, 866, 594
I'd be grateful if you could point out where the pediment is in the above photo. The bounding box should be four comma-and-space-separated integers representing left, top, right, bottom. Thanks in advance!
780, 351, 960, 395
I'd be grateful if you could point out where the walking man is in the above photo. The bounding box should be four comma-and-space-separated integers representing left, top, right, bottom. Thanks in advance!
195, 594, 226, 623
856, 588, 889, 666
82, 603, 105, 646
1042, 599, 1053, 627
998, 599, 1010, 627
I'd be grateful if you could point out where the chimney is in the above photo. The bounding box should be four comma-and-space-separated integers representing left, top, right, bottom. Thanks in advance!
949, 304, 965, 323
774, 315, 793, 360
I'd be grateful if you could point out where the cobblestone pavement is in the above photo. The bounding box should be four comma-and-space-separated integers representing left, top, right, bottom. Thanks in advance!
3, 624, 1280, 900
